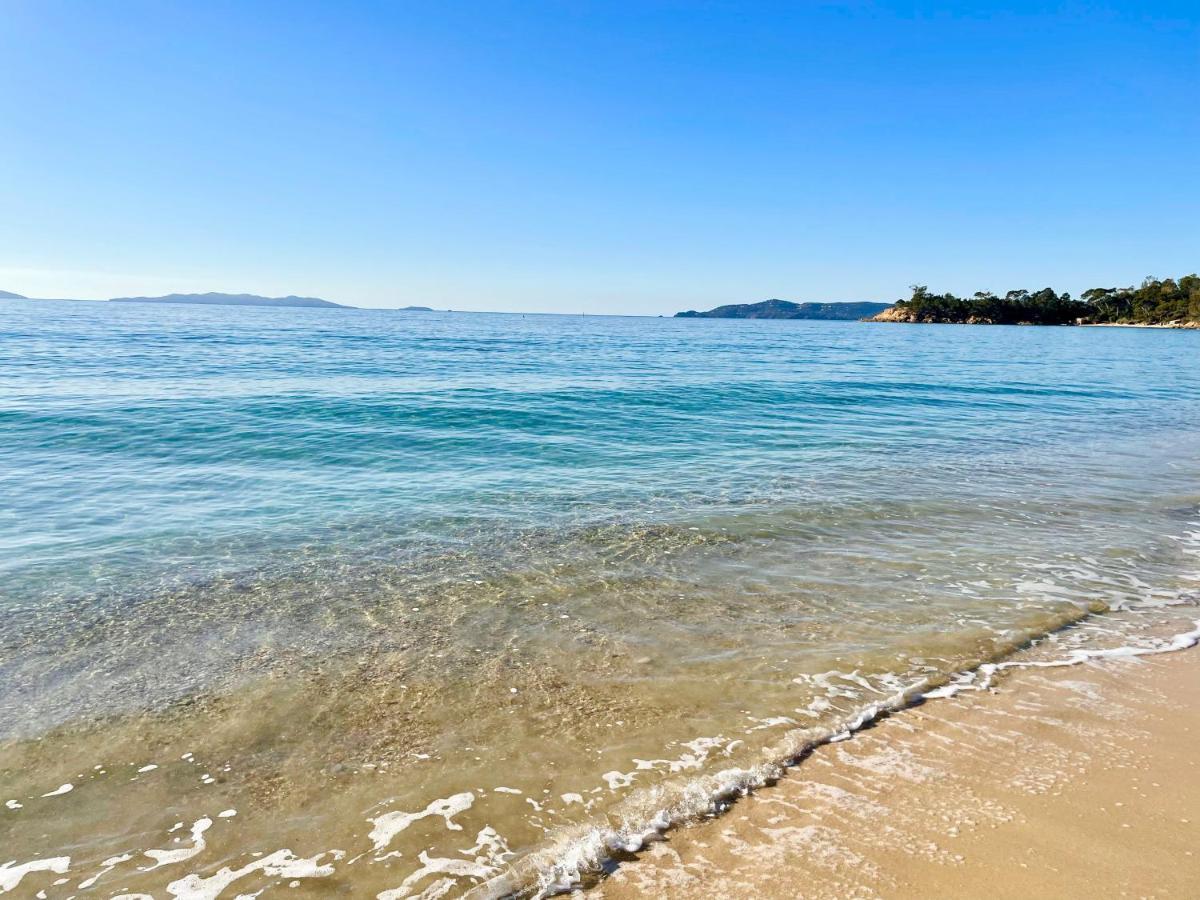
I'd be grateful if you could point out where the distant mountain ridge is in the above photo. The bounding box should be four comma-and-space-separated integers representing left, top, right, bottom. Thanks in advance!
676, 299, 890, 320
108, 292, 350, 309
1, 289, 351, 308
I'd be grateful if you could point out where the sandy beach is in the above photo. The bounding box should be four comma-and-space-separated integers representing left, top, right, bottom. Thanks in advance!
594, 645, 1200, 899
1080, 328, 1200, 336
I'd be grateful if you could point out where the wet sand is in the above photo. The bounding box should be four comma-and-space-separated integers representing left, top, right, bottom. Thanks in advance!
594, 647, 1200, 899
1079, 321, 1200, 329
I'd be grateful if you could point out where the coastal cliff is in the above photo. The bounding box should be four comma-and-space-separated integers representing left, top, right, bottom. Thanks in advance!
867, 305, 919, 323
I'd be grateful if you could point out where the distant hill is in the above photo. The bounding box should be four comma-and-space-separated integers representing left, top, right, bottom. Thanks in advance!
676, 299, 890, 320
108, 292, 350, 309
0, 289, 28, 299
397, 305, 434, 311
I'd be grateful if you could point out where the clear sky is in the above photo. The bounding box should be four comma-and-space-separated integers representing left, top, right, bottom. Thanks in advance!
1, 1, 1196, 314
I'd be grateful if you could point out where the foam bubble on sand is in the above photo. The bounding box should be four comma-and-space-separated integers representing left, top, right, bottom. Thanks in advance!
375, 849, 497, 900
465, 826, 512, 863
136, 764, 158, 773
601, 771, 634, 791
803, 671, 863, 699
40, 783, 73, 797
368, 793, 475, 853
923, 665, 999, 700
165, 848, 343, 899
633, 735, 730, 776
140, 818, 212, 871
76, 853, 134, 890
493, 786, 522, 794
796, 695, 833, 717
4, 800, 21, 810
0, 857, 71, 894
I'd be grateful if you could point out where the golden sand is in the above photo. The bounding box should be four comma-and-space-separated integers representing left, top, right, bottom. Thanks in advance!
593, 649, 1200, 899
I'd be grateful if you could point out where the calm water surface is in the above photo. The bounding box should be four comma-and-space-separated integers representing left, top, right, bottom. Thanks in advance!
1, 301, 1198, 897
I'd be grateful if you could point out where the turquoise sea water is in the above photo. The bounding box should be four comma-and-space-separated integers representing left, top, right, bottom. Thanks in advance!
1, 300, 1199, 897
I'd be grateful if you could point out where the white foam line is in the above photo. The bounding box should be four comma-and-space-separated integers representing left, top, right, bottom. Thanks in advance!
927, 618, 1200, 698
77, 853, 133, 890
368, 793, 475, 854
139, 818, 212, 871
0, 857, 71, 894
474, 675, 933, 899
377, 850, 496, 900
470, 617, 1200, 899
166, 849, 342, 899
1001, 618, 1200, 667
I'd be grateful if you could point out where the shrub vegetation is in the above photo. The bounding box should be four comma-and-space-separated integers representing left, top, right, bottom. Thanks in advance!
891, 275, 1199, 325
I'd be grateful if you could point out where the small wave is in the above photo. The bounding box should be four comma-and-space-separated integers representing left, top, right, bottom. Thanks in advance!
472, 614, 1200, 899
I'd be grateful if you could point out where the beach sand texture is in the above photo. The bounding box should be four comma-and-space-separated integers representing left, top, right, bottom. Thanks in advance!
594, 649, 1200, 899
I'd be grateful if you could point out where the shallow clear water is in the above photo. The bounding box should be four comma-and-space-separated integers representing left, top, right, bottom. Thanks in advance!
1, 301, 1198, 897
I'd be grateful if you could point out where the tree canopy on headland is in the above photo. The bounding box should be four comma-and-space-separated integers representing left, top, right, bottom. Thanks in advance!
1082, 275, 1200, 325
875, 275, 1199, 326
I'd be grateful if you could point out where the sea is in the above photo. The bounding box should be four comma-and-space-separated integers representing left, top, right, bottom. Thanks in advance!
1, 300, 1198, 898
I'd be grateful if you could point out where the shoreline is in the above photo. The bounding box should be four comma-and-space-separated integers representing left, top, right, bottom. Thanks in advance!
592, 636, 1200, 898
1078, 321, 1200, 329
865, 316, 1199, 328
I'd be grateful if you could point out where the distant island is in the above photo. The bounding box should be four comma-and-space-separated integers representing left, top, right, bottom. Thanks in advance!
0, 290, 27, 299
676, 299, 890, 320
397, 305, 434, 311
869, 275, 1199, 327
108, 292, 350, 309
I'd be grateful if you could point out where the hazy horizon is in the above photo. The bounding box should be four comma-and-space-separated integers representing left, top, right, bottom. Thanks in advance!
1, 2, 1195, 314
0, 289, 886, 314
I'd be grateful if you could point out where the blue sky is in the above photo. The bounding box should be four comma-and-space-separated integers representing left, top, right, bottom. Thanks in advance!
1, 1, 1195, 313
